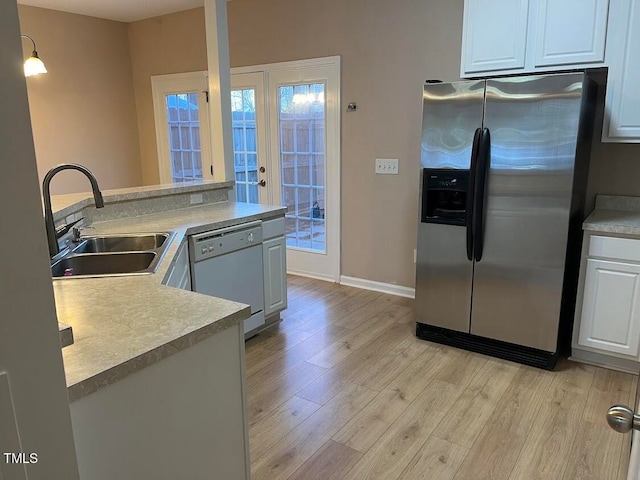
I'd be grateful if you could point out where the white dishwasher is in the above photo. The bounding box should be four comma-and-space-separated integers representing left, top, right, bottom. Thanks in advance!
189, 221, 265, 335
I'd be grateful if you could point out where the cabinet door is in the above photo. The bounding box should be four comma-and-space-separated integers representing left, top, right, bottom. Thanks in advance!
578, 258, 640, 358
534, 0, 609, 67
603, 0, 640, 142
263, 236, 287, 317
461, 0, 530, 75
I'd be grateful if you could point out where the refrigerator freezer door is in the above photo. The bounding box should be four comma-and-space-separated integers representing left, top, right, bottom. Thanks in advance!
416, 222, 474, 332
420, 81, 486, 170
470, 73, 585, 351
416, 80, 485, 333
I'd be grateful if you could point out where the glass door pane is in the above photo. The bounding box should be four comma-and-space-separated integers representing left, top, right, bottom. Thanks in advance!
278, 83, 326, 253
164, 92, 203, 182
231, 88, 259, 203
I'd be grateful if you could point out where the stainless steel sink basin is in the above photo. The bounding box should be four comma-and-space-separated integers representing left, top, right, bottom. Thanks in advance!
72, 233, 169, 254
52, 252, 157, 278
52, 231, 175, 279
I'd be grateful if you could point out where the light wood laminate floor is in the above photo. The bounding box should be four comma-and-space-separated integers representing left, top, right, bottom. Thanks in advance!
245, 275, 637, 480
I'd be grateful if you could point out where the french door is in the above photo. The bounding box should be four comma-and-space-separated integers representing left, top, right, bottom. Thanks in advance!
231, 57, 341, 282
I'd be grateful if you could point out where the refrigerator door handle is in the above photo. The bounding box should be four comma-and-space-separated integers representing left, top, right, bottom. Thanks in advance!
474, 128, 490, 262
466, 128, 482, 261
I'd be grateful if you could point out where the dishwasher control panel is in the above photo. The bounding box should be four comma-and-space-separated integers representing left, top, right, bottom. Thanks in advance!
189, 222, 263, 262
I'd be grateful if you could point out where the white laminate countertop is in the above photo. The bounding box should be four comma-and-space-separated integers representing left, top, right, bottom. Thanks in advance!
583, 195, 640, 237
50, 179, 234, 222
56, 201, 286, 402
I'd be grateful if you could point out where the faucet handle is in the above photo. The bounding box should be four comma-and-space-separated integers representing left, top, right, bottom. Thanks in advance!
71, 227, 82, 242
55, 218, 83, 240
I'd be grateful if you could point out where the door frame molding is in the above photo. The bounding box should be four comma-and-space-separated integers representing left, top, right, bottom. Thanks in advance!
231, 56, 341, 76
629, 431, 639, 480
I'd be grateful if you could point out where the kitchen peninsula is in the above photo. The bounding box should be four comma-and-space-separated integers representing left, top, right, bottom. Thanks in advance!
53, 180, 285, 480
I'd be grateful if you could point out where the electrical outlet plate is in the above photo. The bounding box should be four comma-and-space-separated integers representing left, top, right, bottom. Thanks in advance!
375, 158, 399, 175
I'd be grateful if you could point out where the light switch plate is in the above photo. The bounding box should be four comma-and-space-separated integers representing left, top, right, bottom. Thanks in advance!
375, 158, 399, 175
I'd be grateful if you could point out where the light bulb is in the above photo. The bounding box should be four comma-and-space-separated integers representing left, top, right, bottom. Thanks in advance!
24, 54, 47, 77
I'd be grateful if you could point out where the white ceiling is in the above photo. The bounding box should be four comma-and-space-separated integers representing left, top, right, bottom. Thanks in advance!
18, 0, 205, 23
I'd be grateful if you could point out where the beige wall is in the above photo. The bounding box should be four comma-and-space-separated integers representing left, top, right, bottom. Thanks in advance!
126, 0, 640, 288
127, 8, 208, 185
18, 5, 142, 195
227, 0, 640, 288
587, 141, 640, 212
227, 0, 463, 288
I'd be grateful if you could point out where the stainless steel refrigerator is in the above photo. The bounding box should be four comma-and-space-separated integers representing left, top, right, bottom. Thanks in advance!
415, 72, 597, 369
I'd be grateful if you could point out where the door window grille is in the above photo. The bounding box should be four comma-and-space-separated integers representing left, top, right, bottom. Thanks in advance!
231, 88, 259, 202
164, 92, 203, 182
278, 83, 326, 252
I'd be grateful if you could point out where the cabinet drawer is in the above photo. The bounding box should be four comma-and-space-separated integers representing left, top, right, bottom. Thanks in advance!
262, 216, 285, 240
589, 235, 640, 262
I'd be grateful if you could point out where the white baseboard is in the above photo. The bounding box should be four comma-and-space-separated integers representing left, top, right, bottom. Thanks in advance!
339, 275, 415, 299
570, 349, 640, 375
287, 269, 338, 283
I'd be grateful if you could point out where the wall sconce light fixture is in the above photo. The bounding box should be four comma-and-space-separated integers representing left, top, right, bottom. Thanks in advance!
21, 35, 47, 77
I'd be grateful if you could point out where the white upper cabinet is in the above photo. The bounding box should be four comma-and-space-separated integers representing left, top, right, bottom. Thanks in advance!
534, 0, 609, 67
603, 0, 640, 142
462, 0, 530, 74
461, 0, 609, 77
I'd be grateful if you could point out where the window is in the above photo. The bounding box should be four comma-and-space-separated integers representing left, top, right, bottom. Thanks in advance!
278, 83, 326, 252
165, 93, 204, 182
231, 88, 259, 202
152, 72, 213, 183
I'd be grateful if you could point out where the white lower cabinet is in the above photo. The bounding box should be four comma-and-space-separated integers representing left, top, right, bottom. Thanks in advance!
263, 236, 287, 317
579, 258, 640, 358
70, 325, 249, 480
262, 217, 287, 319
574, 234, 640, 367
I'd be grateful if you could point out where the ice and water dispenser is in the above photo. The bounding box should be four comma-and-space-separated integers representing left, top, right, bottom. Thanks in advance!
420, 168, 469, 226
